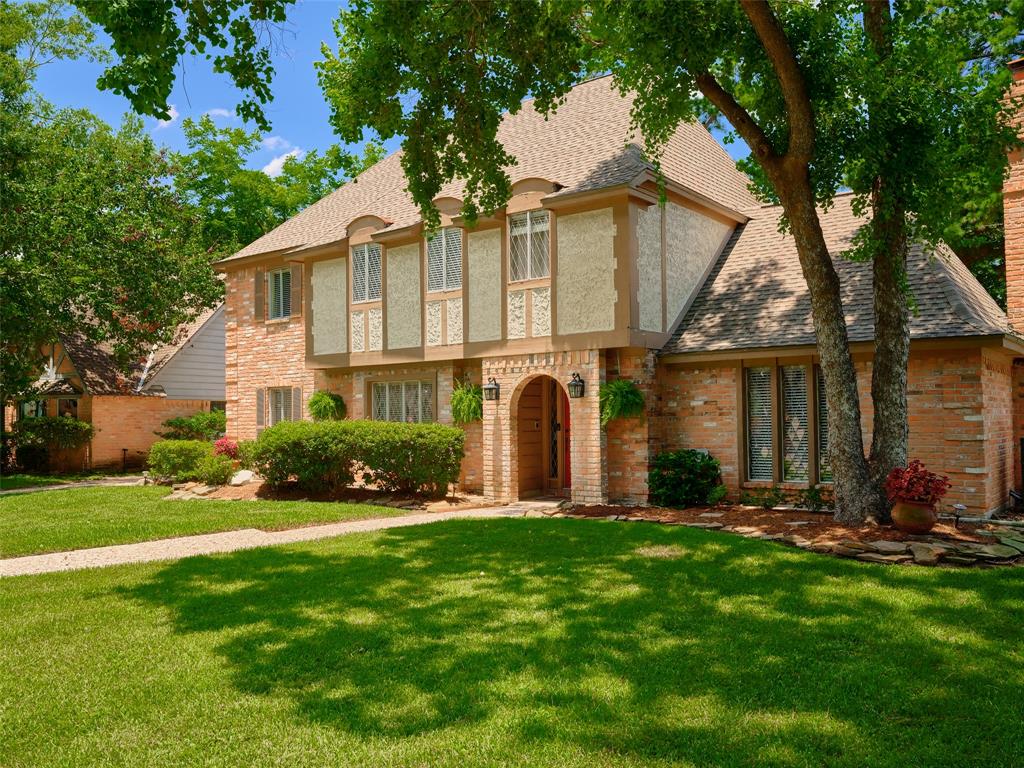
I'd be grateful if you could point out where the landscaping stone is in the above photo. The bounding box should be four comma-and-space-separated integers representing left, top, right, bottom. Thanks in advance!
996, 536, 1024, 554
698, 512, 725, 518
868, 540, 909, 555
838, 539, 870, 552
685, 522, 724, 529
785, 521, 813, 527
944, 555, 978, 566
832, 545, 862, 557
229, 470, 255, 486
856, 552, 912, 565
190, 485, 213, 496
972, 544, 1021, 560
909, 543, 944, 566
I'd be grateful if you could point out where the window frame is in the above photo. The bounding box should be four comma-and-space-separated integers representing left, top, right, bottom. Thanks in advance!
426, 227, 463, 294
351, 242, 383, 304
508, 209, 551, 283
740, 360, 831, 486
267, 387, 293, 426
369, 379, 436, 423
267, 267, 292, 320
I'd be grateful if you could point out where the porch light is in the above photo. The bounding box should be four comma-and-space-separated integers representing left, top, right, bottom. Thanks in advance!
567, 372, 585, 399
482, 377, 500, 402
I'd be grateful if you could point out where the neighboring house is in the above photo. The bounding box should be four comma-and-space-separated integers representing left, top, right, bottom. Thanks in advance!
6, 305, 226, 470
219, 67, 1024, 515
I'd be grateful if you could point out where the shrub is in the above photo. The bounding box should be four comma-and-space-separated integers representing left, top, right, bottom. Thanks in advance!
241, 420, 465, 497
148, 440, 211, 482
156, 410, 226, 441
13, 416, 94, 449
451, 381, 483, 425
195, 453, 235, 485
647, 449, 722, 507
740, 486, 786, 510
797, 485, 833, 513
308, 390, 347, 421
598, 379, 645, 428
885, 460, 951, 507
707, 484, 729, 505
213, 437, 239, 459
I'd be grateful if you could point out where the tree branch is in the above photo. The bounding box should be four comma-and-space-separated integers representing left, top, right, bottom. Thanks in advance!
694, 71, 779, 167
739, 0, 815, 164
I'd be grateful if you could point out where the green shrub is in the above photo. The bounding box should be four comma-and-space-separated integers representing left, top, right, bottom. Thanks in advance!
647, 449, 722, 507
707, 484, 729, 505
13, 416, 94, 449
599, 379, 645, 428
740, 486, 786, 510
156, 410, 226, 441
147, 440, 211, 482
241, 420, 465, 497
451, 381, 483, 425
308, 390, 347, 421
195, 453, 235, 485
796, 485, 833, 513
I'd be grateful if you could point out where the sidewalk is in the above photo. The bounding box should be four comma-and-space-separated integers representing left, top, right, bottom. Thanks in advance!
0, 476, 145, 497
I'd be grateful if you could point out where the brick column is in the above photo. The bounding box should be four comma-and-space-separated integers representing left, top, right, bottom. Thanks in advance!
1005, 58, 1024, 331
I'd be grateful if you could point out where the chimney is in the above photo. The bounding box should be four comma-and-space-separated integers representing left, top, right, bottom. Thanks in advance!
1005, 58, 1024, 331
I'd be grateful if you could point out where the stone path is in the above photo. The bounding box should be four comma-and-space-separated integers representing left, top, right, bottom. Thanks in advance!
0, 502, 560, 578
0, 476, 145, 497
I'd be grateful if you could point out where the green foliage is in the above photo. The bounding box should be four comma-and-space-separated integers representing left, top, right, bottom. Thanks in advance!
147, 440, 212, 482
307, 390, 348, 422
241, 420, 465, 498
194, 453, 235, 486
707, 484, 728, 506
740, 486, 786, 512
13, 416, 94, 450
647, 450, 722, 508
450, 381, 483, 426
797, 485, 833, 514
157, 411, 226, 441
598, 379, 645, 428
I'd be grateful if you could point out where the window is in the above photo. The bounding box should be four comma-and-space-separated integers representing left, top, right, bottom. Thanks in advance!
509, 210, 550, 282
426, 228, 463, 292
19, 400, 46, 419
268, 387, 293, 425
352, 243, 383, 303
210, 401, 226, 412
58, 399, 78, 419
268, 268, 292, 320
371, 380, 434, 423
744, 363, 831, 484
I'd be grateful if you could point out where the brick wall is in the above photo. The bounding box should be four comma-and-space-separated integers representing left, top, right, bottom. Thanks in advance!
605, 348, 657, 503
1004, 59, 1024, 331
224, 265, 315, 440
89, 396, 209, 468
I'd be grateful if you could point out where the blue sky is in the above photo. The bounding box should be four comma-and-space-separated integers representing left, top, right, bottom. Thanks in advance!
34, 0, 747, 176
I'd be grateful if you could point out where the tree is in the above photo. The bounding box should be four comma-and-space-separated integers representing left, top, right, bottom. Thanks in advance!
0, 1, 222, 400
315, 0, 1022, 523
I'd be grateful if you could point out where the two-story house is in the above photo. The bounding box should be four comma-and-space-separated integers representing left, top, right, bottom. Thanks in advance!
219, 72, 1024, 515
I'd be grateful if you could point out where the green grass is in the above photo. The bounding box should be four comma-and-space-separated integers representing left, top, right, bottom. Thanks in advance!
0, 472, 70, 490
0, 486, 405, 557
2, 519, 1022, 767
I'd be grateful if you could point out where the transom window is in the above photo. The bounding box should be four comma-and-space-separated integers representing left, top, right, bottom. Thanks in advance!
351, 243, 383, 303
426, 228, 463, 292
268, 387, 295, 425
509, 210, 550, 282
744, 363, 831, 484
371, 380, 434, 423
267, 268, 292, 320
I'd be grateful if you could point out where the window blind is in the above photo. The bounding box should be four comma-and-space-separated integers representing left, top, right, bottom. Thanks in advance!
746, 367, 773, 481
370, 380, 434, 423
816, 366, 832, 482
781, 365, 809, 481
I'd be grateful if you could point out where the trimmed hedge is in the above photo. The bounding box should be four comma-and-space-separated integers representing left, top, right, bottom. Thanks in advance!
148, 440, 212, 482
156, 411, 226, 441
647, 449, 723, 508
240, 420, 465, 497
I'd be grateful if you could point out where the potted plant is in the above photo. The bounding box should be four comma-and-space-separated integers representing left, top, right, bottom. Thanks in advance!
884, 460, 951, 534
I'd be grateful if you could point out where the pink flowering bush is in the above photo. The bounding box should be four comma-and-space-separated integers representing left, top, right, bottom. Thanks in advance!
213, 437, 239, 459
884, 460, 951, 507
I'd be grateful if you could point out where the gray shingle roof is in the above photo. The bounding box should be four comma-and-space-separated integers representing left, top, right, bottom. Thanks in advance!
223, 75, 758, 262
663, 194, 1014, 355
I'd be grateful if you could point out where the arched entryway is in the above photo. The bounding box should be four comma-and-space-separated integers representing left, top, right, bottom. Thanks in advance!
513, 375, 572, 499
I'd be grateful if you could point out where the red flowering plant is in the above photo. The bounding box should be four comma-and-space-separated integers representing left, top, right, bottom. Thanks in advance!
213, 438, 239, 459
884, 460, 951, 507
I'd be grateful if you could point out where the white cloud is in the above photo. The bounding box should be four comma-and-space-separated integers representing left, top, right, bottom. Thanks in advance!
155, 104, 179, 130
262, 148, 303, 177
205, 108, 235, 120
262, 135, 291, 151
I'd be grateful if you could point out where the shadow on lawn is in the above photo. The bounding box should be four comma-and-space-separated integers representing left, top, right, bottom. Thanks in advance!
121, 519, 1024, 765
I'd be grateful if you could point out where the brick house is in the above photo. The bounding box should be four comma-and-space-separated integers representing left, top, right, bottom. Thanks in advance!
219, 67, 1024, 515
6, 306, 226, 470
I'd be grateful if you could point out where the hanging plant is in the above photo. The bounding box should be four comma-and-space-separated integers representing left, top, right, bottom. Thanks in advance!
599, 379, 645, 428
308, 390, 347, 421
451, 380, 483, 425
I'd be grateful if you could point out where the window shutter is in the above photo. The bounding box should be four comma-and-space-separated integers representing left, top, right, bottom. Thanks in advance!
254, 268, 265, 321
292, 387, 302, 421
290, 264, 302, 317
255, 388, 265, 427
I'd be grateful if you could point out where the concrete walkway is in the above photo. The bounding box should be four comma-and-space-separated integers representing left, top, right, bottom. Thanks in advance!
0, 476, 145, 497
0, 502, 558, 578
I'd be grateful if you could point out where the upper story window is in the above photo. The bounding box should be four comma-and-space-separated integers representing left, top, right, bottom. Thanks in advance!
426, 228, 463, 292
352, 243, 383, 303
267, 267, 292, 319
509, 210, 550, 282
745, 363, 831, 484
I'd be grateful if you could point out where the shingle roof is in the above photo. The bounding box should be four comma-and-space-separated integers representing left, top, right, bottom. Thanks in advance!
223, 75, 758, 262
663, 194, 1015, 355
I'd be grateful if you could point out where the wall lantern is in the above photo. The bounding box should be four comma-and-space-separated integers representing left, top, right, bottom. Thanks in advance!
482, 377, 500, 401
567, 372, 585, 399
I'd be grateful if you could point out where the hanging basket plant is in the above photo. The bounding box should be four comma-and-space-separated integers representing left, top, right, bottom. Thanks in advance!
308, 390, 347, 421
598, 379, 645, 428
451, 380, 483, 425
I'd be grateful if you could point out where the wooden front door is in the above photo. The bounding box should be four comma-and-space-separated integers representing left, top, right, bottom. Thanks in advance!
544, 379, 571, 494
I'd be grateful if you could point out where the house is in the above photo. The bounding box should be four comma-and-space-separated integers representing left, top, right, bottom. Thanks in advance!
218, 65, 1024, 516
7, 305, 226, 470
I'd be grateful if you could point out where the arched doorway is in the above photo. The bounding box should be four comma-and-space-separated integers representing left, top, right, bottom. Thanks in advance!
514, 375, 572, 499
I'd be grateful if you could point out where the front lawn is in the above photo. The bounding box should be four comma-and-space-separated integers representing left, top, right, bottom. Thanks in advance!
0, 472, 69, 490
0, 486, 405, 557
2, 518, 1022, 767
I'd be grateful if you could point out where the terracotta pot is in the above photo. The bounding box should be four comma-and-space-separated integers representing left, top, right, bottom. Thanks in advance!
891, 499, 938, 534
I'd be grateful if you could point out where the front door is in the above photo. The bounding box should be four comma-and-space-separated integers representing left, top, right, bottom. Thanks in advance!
545, 380, 571, 495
